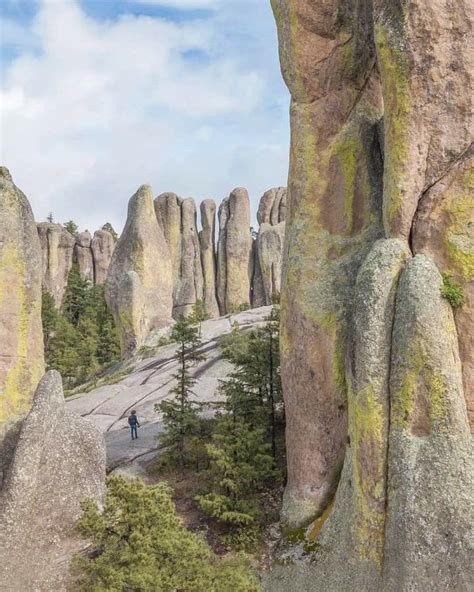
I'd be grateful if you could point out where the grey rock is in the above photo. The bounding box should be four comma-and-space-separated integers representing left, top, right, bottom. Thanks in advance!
91, 228, 115, 285
257, 187, 287, 226
37, 222, 75, 306
257, 221, 285, 305
199, 199, 219, 318
0, 167, 45, 483
74, 230, 94, 283
384, 255, 474, 591
0, 371, 106, 592
216, 188, 252, 314
106, 185, 173, 357
250, 239, 266, 307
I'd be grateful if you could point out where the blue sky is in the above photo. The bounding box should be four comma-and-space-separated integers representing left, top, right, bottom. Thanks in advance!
0, 0, 290, 231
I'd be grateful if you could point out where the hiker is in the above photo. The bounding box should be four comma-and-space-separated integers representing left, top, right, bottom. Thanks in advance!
128, 410, 140, 440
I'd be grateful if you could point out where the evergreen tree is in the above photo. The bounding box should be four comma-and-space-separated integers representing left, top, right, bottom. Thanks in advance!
41, 290, 59, 354
63, 263, 90, 326
47, 212, 54, 223
63, 220, 79, 236
74, 476, 259, 592
101, 222, 118, 241
156, 318, 206, 468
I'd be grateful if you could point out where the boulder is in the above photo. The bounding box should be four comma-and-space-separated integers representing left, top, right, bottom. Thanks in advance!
0, 371, 106, 592
272, 0, 385, 527
37, 222, 75, 307
216, 188, 253, 314
0, 167, 45, 482
199, 199, 219, 318
74, 230, 94, 283
106, 185, 173, 356
91, 228, 115, 285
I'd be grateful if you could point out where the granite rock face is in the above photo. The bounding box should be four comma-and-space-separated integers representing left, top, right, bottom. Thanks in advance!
199, 199, 219, 318
0, 167, 45, 481
267, 0, 473, 589
273, 0, 385, 527
216, 188, 253, 314
91, 228, 115, 285
106, 185, 173, 357
257, 222, 285, 306
155, 193, 204, 318
37, 222, 75, 307
257, 187, 287, 226
74, 230, 94, 283
0, 371, 106, 592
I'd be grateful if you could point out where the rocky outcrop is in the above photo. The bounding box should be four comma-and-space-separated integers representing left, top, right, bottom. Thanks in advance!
257, 187, 287, 226
0, 371, 106, 592
273, 0, 384, 527
267, 0, 473, 589
257, 222, 285, 306
216, 188, 253, 314
155, 194, 205, 318
0, 167, 45, 482
74, 230, 94, 283
91, 228, 115, 285
37, 222, 75, 306
106, 185, 173, 357
199, 199, 219, 318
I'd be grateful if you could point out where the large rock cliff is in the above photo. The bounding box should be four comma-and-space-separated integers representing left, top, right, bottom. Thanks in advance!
0, 168, 45, 482
106, 185, 173, 357
267, 0, 473, 590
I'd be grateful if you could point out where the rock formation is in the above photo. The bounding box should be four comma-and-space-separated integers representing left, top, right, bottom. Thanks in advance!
106, 185, 173, 357
37, 222, 75, 307
257, 187, 286, 226
155, 193, 205, 318
272, 0, 385, 527
216, 188, 253, 314
256, 222, 285, 306
0, 167, 45, 482
91, 228, 115, 285
0, 371, 106, 591
267, 0, 473, 590
74, 230, 94, 283
199, 199, 220, 318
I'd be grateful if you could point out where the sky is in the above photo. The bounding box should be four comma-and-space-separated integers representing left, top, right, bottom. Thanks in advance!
0, 0, 290, 232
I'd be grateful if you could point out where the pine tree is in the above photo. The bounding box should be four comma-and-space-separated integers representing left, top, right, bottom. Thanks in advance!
74, 476, 259, 592
62, 263, 90, 326
63, 220, 79, 236
156, 318, 206, 468
101, 222, 118, 241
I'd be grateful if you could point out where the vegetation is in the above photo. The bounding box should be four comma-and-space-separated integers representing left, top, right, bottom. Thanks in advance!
156, 317, 207, 468
64, 220, 79, 236
42, 264, 120, 388
441, 272, 465, 309
73, 476, 259, 592
101, 222, 118, 241
152, 307, 285, 552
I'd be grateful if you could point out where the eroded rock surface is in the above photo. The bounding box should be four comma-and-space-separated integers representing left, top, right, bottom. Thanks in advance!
257, 222, 285, 306
106, 185, 173, 357
0, 371, 106, 592
257, 187, 287, 226
273, 0, 384, 527
37, 222, 75, 306
0, 167, 45, 481
74, 230, 94, 283
216, 188, 253, 314
199, 199, 219, 318
91, 228, 115, 285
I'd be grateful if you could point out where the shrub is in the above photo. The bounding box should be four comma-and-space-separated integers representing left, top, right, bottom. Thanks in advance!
441, 273, 465, 309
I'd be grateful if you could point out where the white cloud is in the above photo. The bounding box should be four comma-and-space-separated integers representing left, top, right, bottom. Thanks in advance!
0, 0, 289, 232
133, 0, 219, 7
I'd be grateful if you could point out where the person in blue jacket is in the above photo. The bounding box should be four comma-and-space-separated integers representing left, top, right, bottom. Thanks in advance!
128, 410, 140, 440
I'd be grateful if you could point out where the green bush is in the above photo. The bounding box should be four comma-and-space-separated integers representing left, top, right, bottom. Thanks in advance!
441, 273, 465, 309
73, 476, 260, 592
